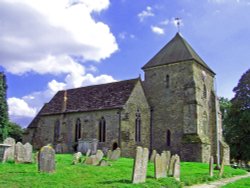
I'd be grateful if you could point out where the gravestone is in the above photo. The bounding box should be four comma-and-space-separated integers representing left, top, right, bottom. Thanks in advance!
168, 154, 177, 176
209, 156, 214, 177
173, 155, 180, 181
84, 151, 103, 166
219, 158, 225, 177
96, 150, 104, 162
150, 149, 157, 162
110, 148, 121, 161
38, 145, 55, 173
77, 139, 98, 155
3, 137, 15, 162
154, 153, 167, 179
24, 142, 33, 163
132, 146, 149, 184
163, 150, 171, 173
99, 159, 109, 166
86, 149, 91, 157
107, 149, 112, 160
72, 152, 82, 165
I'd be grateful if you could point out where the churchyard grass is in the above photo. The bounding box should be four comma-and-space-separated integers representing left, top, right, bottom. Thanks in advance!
0, 154, 247, 188
221, 177, 250, 188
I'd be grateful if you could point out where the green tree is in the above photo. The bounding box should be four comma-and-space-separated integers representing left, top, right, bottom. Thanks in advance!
224, 69, 250, 161
6, 122, 23, 142
0, 72, 9, 141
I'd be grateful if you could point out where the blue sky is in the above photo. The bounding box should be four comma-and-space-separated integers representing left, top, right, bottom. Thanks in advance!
1, 0, 250, 127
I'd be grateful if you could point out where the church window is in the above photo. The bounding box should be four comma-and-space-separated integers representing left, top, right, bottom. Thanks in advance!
99, 117, 106, 142
166, 75, 170, 88
203, 84, 207, 99
54, 120, 60, 141
135, 109, 141, 142
75, 118, 81, 142
166, 129, 171, 146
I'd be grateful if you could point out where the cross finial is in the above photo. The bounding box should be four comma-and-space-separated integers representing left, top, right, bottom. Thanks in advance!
175, 17, 181, 33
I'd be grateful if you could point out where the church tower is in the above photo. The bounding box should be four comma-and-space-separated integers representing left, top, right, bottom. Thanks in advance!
142, 33, 219, 162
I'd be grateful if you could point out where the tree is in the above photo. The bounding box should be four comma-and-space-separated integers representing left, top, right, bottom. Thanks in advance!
0, 72, 9, 141
6, 122, 23, 142
223, 69, 250, 161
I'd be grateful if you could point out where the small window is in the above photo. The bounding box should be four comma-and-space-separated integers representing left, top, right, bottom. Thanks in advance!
166, 75, 170, 88
166, 129, 171, 146
75, 118, 81, 142
99, 117, 106, 142
54, 120, 60, 141
203, 84, 207, 99
135, 109, 141, 142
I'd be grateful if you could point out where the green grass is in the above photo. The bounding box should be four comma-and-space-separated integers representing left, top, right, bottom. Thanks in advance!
0, 154, 247, 188
221, 177, 250, 188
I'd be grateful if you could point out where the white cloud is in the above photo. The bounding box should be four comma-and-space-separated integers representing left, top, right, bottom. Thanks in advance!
151, 26, 165, 35
0, 0, 118, 75
138, 6, 154, 22
160, 19, 170, 25
8, 98, 37, 118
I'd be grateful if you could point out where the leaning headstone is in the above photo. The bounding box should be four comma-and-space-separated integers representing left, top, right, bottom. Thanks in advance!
3, 137, 15, 162
23, 142, 33, 163
168, 154, 177, 176
84, 155, 100, 166
107, 150, 112, 160
154, 153, 167, 179
219, 158, 225, 177
209, 156, 214, 177
99, 159, 109, 166
150, 149, 157, 162
38, 145, 55, 173
72, 152, 82, 165
132, 146, 149, 184
173, 155, 180, 181
96, 150, 104, 162
86, 149, 91, 157
110, 148, 121, 161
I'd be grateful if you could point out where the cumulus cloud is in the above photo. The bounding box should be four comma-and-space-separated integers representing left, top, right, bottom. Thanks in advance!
151, 26, 165, 35
138, 6, 154, 22
0, 0, 118, 75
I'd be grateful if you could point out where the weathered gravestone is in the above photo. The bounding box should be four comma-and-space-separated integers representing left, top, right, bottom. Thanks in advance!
168, 154, 177, 176
72, 152, 82, 165
219, 158, 225, 177
96, 150, 104, 162
132, 146, 149, 184
86, 149, 91, 157
3, 137, 15, 162
173, 155, 180, 181
154, 153, 167, 179
110, 148, 121, 161
38, 145, 55, 173
99, 159, 109, 166
209, 156, 214, 177
107, 149, 112, 159
163, 150, 171, 173
84, 150, 104, 166
150, 149, 157, 163
15, 142, 33, 163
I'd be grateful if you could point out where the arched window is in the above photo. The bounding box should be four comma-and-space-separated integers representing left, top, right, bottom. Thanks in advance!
135, 109, 141, 142
54, 120, 60, 142
166, 75, 170, 88
99, 117, 106, 142
166, 129, 171, 146
203, 84, 207, 99
75, 118, 81, 142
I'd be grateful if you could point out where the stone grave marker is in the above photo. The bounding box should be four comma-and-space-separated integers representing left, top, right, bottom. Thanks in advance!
154, 153, 167, 179
110, 148, 121, 161
219, 158, 225, 177
86, 149, 91, 157
72, 152, 82, 165
24, 142, 33, 163
132, 146, 149, 184
168, 154, 177, 176
150, 149, 157, 162
3, 137, 15, 162
173, 155, 180, 181
96, 150, 104, 162
209, 156, 214, 177
15, 142, 26, 163
99, 159, 109, 166
163, 150, 171, 173
107, 150, 112, 160
38, 145, 55, 173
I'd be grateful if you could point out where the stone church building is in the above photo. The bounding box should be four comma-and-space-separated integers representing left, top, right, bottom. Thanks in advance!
23, 33, 229, 163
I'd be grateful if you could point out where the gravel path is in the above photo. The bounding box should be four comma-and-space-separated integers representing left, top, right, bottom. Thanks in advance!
184, 172, 250, 188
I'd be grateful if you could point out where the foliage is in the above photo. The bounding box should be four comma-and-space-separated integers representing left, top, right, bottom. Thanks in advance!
221, 177, 250, 188
0, 154, 247, 188
0, 72, 9, 142
6, 122, 24, 142
223, 69, 250, 161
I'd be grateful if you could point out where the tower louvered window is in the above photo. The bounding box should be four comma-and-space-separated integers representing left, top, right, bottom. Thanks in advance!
75, 118, 81, 142
135, 109, 141, 142
99, 117, 106, 142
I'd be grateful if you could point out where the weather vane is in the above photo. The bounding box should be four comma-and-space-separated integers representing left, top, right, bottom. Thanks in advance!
175, 17, 181, 33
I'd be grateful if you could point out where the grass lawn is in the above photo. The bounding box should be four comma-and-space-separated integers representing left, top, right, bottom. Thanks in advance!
221, 177, 250, 188
0, 154, 247, 188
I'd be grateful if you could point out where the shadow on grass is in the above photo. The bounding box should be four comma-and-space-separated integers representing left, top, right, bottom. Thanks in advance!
100, 179, 131, 184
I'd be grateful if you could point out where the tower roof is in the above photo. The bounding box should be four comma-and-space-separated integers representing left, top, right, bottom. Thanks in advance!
142, 33, 215, 74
